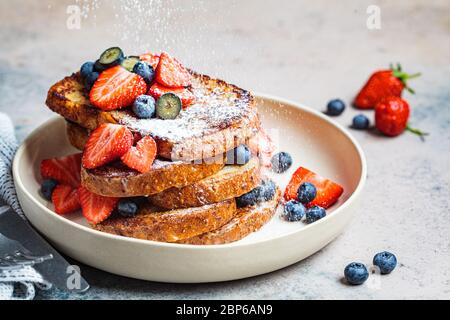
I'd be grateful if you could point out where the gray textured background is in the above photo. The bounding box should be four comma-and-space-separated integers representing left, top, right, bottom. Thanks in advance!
0, 0, 449, 299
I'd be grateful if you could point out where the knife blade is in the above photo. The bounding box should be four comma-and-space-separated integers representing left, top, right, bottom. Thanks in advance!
0, 207, 89, 292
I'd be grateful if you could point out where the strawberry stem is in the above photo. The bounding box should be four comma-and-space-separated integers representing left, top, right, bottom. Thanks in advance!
406, 124, 429, 141
390, 63, 421, 94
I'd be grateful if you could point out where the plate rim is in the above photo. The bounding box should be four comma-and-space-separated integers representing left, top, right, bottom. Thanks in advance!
12, 94, 367, 250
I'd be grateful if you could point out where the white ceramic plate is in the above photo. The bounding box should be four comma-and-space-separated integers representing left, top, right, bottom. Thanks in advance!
13, 94, 366, 283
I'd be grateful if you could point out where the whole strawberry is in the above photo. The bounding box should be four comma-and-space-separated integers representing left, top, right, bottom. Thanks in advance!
354, 64, 420, 109
375, 96, 427, 138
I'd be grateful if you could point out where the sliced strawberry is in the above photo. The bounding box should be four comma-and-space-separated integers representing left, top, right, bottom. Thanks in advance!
148, 82, 195, 108
132, 132, 142, 145
52, 184, 80, 215
155, 52, 191, 88
78, 187, 118, 224
139, 53, 160, 70
89, 65, 147, 111
40, 153, 82, 187
284, 167, 344, 209
82, 123, 133, 169
121, 136, 157, 173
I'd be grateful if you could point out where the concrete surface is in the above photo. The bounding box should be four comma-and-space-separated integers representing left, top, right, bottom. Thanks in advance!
0, 0, 449, 299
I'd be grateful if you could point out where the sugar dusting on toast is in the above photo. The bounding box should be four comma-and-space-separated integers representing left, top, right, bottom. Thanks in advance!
119, 71, 257, 141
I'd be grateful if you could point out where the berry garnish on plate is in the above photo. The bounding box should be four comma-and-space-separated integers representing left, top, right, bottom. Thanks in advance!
271, 152, 292, 173
132, 61, 155, 84
325, 99, 346, 116
83, 71, 99, 90
121, 135, 157, 173
140, 53, 160, 70
132, 95, 156, 119
40, 153, 82, 188
117, 199, 139, 218
149, 82, 195, 108
82, 123, 133, 169
283, 200, 305, 222
52, 184, 80, 215
284, 167, 344, 208
354, 63, 421, 109
373, 251, 397, 274
236, 180, 276, 208
40, 179, 58, 201
352, 114, 370, 130
344, 262, 369, 285
155, 52, 191, 88
120, 56, 141, 72
156, 92, 182, 119
80, 61, 95, 79
305, 205, 326, 223
78, 187, 118, 224
89, 65, 147, 111
375, 96, 427, 138
297, 182, 317, 204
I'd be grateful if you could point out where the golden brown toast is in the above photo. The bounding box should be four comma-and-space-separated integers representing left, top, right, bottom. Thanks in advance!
179, 186, 281, 245
94, 199, 236, 242
66, 121, 225, 197
149, 157, 261, 209
47, 71, 260, 161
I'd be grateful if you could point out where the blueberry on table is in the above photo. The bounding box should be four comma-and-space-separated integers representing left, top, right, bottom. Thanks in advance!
156, 93, 182, 120
117, 199, 138, 218
373, 251, 397, 274
297, 182, 317, 204
344, 262, 369, 285
271, 151, 292, 173
236, 187, 260, 208
326, 99, 346, 116
132, 95, 156, 119
84, 71, 99, 90
352, 114, 370, 130
132, 61, 155, 83
80, 61, 95, 79
305, 205, 326, 223
226, 144, 251, 165
283, 200, 305, 222
40, 179, 58, 201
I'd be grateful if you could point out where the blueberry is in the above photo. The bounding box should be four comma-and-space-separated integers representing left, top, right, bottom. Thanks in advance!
84, 71, 99, 90
305, 205, 326, 223
40, 179, 58, 200
344, 262, 369, 285
132, 61, 155, 83
352, 114, 370, 130
271, 152, 292, 173
326, 99, 346, 116
226, 144, 251, 165
132, 95, 156, 119
80, 61, 95, 79
260, 180, 276, 201
117, 200, 138, 218
297, 182, 317, 204
373, 251, 397, 274
236, 187, 260, 208
283, 200, 305, 222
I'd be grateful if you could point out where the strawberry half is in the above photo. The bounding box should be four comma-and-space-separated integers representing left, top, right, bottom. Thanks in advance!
40, 153, 82, 188
284, 167, 344, 209
89, 65, 147, 111
82, 123, 133, 169
155, 52, 191, 88
121, 136, 157, 173
52, 184, 80, 215
148, 82, 195, 108
78, 186, 118, 224
140, 53, 160, 70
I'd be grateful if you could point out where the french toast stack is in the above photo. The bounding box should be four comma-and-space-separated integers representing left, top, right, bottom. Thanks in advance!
43, 49, 280, 244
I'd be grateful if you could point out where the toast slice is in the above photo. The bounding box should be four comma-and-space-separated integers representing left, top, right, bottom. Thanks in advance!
66, 121, 225, 197
179, 186, 281, 245
150, 157, 261, 209
93, 199, 236, 242
47, 71, 260, 161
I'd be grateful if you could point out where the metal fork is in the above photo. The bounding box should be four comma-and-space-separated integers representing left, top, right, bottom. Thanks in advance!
0, 233, 53, 271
